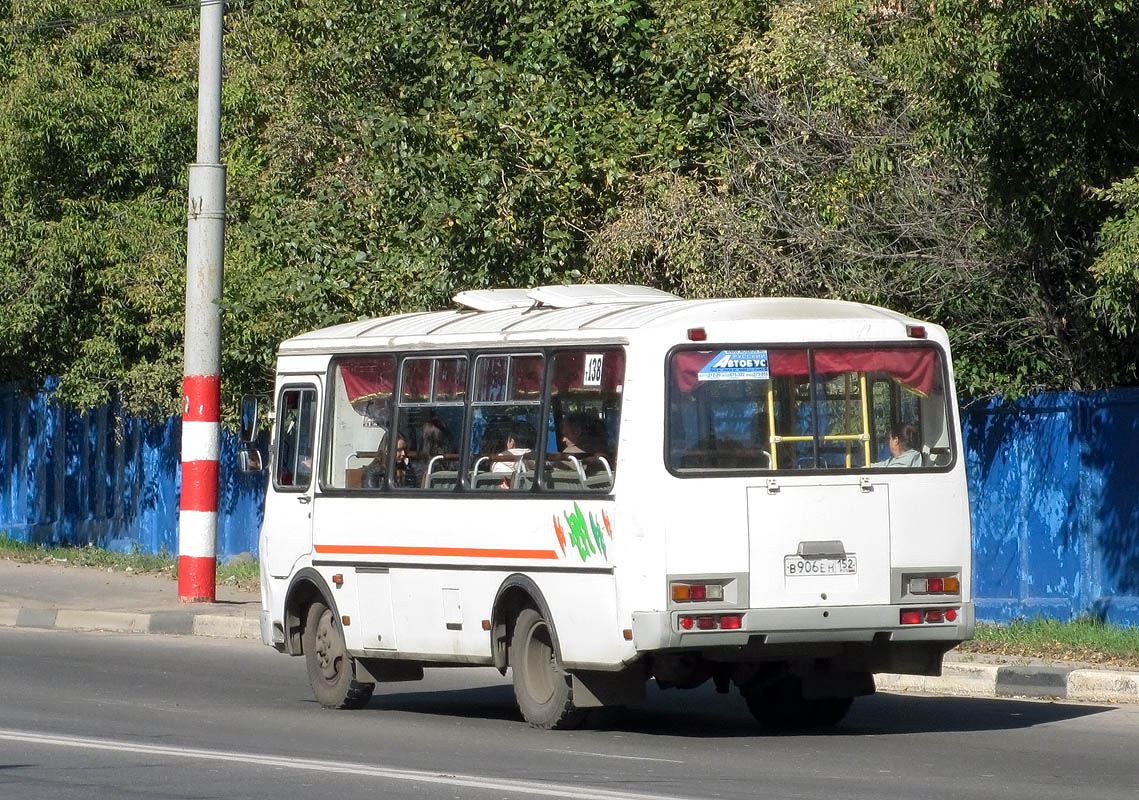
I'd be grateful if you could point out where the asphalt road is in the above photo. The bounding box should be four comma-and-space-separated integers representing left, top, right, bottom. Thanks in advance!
0, 628, 1137, 800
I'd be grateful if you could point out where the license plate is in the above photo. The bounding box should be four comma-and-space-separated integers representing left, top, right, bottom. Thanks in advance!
784, 555, 858, 576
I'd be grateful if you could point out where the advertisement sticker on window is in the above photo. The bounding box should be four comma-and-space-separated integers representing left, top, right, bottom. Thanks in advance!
697, 350, 770, 381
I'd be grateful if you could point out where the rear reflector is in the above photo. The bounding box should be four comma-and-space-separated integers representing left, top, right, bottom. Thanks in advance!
925, 609, 944, 623
696, 616, 716, 630
719, 615, 742, 630
900, 610, 923, 625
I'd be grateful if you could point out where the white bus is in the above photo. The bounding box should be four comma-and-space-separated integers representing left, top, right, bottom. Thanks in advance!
245, 284, 973, 729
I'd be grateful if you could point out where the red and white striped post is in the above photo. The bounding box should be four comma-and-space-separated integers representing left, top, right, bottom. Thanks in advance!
179, 0, 226, 602
180, 376, 221, 601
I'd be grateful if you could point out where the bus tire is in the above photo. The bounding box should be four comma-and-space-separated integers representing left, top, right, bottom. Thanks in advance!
303, 600, 374, 709
511, 607, 586, 730
744, 677, 853, 731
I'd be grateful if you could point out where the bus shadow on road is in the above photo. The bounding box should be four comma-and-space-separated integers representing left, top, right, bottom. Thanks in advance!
841, 691, 1114, 735
365, 681, 1118, 738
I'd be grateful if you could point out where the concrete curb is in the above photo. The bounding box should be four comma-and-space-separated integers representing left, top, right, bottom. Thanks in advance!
0, 607, 260, 640
878, 661, 1139, 704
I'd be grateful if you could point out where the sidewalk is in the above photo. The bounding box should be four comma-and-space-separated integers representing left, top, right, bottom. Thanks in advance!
2, 558, 1137, 705
0, 558, 260, 640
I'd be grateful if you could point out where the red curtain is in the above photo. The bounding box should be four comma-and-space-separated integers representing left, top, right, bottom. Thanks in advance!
434, 358, 467, 402
552, 349, 626, 392
339, 357, 395, 403
401, 359, 432, 402
673, 347, 938, 395
511, 355, 545, 398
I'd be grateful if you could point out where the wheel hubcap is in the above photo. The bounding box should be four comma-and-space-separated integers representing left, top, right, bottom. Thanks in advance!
523, 622, 557, 704
314, 608, 343, 683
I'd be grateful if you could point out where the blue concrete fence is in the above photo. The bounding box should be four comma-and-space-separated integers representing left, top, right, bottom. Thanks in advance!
2, 382, 1138, 624
0, 384, 264, 562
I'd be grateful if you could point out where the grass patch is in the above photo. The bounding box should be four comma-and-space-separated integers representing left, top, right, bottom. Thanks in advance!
0, 533, 259, 592
958, 617, 1139, 669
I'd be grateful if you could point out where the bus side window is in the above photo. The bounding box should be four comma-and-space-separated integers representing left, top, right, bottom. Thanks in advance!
274, 387, 317, 489
395, 356, 466, 491
544, 349, 624, 492
468, 354, 544, 492
328, 356, 395, 490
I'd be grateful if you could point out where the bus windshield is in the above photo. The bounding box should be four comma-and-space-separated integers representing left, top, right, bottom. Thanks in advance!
668, 345, 954, 473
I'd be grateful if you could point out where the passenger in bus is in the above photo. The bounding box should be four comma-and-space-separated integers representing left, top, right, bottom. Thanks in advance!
360, 438, 388, 489
560, 413, 587, 455
362, 434, 413, 488
560, 413, 606, 455
873, 422, 921, 468
492, 422, 536, 486
390, 435, 415, 487
416, 417, 451, 487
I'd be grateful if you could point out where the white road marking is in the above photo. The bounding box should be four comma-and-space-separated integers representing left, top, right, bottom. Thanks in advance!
542, 748, 685, 764
0, 728, 698, 800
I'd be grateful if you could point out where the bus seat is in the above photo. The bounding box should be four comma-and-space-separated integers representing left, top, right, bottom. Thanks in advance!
424, 454, 460, 489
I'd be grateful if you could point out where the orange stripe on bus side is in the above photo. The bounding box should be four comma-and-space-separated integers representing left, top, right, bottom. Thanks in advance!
313, 544, 560, 560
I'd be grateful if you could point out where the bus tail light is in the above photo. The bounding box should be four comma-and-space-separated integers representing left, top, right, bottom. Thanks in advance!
901, 608, 958, 625
678, 614, 744, 631
671, 581, 725, 602
906, 573, 961, 596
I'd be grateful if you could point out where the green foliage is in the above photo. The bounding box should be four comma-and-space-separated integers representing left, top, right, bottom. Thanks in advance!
2, 0, 1139, 409
1091, 173, 1139, 341
217, 0, 758, 403
592, 0, 1139, 395
0, 1, 195, 414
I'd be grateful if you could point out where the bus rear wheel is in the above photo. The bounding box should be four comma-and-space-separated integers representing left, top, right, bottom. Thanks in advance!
303, 600, 374, 709
744, 677, 854, 731
511, 608, 586, 730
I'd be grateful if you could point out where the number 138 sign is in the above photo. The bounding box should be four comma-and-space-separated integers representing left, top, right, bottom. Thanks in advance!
583, 354, 604, 386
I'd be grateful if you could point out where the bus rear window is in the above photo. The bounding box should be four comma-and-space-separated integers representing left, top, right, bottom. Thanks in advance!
668, 346, 954, 473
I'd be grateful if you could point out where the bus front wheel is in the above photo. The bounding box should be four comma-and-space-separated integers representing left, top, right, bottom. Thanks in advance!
302, 600, 374, 709
511, 607, 586, 730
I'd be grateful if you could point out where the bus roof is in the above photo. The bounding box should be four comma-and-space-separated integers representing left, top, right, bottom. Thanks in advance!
278, 286, 935, 355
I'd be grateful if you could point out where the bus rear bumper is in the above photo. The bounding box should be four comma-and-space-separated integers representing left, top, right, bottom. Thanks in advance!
632, 602, 975, 651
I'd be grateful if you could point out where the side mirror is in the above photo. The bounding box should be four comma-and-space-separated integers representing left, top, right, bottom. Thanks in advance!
239, 394, 260, 443
238, 447, 263, 473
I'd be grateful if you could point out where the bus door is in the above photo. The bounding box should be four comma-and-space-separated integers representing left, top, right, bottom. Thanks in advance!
265, 380, 321, 579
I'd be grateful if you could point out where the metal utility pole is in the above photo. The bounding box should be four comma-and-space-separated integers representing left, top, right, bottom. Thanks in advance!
179, 0, 226, 602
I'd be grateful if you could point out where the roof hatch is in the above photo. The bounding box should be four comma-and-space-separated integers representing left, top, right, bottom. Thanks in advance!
454, 284, 678, 312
